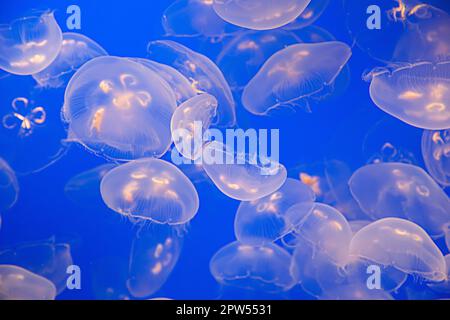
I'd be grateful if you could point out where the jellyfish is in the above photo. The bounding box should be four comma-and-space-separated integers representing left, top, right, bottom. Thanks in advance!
209, 241, 296, 292
0, 265, 56, 300
0, 158, 19, 212
32, 32, 108, 89
319, 283, 394, 300
2, 97, 46, 138
63, 56, 177, 160
212, 0, 312, 31
349, 218, 447, 282
147, 40, 236, 127
422, 129, 450, 187
242, 41, 352, 115
100, 158, 200, 225
349, 162, 450, 237
282, 0, 329, 30
0, 11, 62, 75
234, 178, 315, 245
366, 61, 450, 130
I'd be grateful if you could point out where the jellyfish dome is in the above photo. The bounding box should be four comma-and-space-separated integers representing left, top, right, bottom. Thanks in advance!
0, 11, 63, 75
100, 158, 200, 225
0, 157, 19, 211
63, 56, 177, 160
422, 129, 450, 187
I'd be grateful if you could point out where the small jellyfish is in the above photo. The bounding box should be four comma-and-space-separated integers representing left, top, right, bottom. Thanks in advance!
234, 178, 315, 245
421, 129, 450, 187
0, 265, 56, 300
283, 0, 329, 30
63, 56, 177, 160
100, 158, 199, 225
212, 0, 312, 30
349, 218, 447, 282
2, 97, 46, 138
32, 32, 108, 88
242, 41, 352, 115
319, 283, 394, 300
349, 162, 450, 237
209, 241, 296, 292
427, 254, 450, 294
0, 158, 19, 212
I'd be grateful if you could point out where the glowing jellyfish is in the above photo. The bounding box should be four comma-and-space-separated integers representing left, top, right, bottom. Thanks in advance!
422, 129, 450, 187
283, 0, 329, 30
32, 32, 108, 88
242, 41, 351, 115
147, 40, 236, 127
427, 254, 450, 294
0, 158, 19, 211
349, 218, 447, 282
349, 162, 450, 237
320, 283, 393, 300
0, 11, 62, 75
2, 97, 46, 138
366, 62, 450, 130
100, 158, 200, 225
209, 241, 295, 292
212, 0, 312, 30
63, 56, 177, 160
234, 178, 315, 245
0, 265, 56, 300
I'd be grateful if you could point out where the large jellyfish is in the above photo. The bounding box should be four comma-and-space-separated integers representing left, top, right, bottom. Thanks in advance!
242, 41, 352, 115
0, 158, 19, 212
100, 158, 200, 225
0, 11, 62, 75
209, 241, 296, 292
63, 56, 177, 160
349, 162, 450, 237
212, 0, 312, 30
422, 129, 450, 187
283, 0, 329, 30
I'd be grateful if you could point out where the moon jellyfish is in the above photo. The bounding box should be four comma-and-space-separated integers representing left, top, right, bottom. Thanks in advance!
283, 0, 329, 30
422, 129, 450, 187
242, 41, 352, 115
147, 40, 236, 127
349, 218, 447, 282
212, 0, 312, 30
320, 283, 393, 300
209, 241, 296, 292
0, 158, 19, 211
349, 162, 450, 237
63, 56, 177, 160
32, 32, 108, 89
0, 265, 56, 300
0, 11, 62, 75
427, 254, 450, 294
234, 178, 315, 245
100, 158, 200, 225
366, 62, 450, 130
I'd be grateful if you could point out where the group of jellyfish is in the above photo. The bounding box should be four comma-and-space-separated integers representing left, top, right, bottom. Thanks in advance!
0, 0, 449, 300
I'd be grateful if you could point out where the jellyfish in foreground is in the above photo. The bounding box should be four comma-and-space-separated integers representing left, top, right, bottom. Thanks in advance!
212, 0, 312, 30
100, 158, 199, 225
0, 11, 62, 75
349, 162, 450, 237
0, 265, 56, 300
210, 241, 295, 292
63, 56, 177, 160
366, 61, 450, 130
283, 0, 329, 30
32, 32, 108, 88
242, 41, 351, 115
349, 218, 447, 282
422, 129, 450, 187
0, 158, 19, 212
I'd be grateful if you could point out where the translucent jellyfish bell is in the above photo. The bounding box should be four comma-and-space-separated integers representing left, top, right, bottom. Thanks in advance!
421, 129, 450, 187
0, 158, 19, 211
100, 158, 200, 225
242, 41, 352, 115
209, 241, 296, 292
63, 56, 177, 160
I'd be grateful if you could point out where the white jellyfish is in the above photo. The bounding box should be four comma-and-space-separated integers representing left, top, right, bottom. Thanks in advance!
0, 158, 19, 212
421, 129, 450, 187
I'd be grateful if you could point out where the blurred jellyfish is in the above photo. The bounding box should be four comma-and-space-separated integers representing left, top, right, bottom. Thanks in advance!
100, 158, 199, 225
234, 178, 315, 245
349, 162, 450, 237
147, 40, 236, 127
242, 41, 351, 115
0, 265, 56, 300
422, 129, 450, 187
283, 0, 329, 30
210, 241, 295, 292
0, 11, 62, 75
63, 56, 177, 160
319, 283, 393, 300
0, 158, 19, 212
32, 32, 108, 89
212, 0, 312, 30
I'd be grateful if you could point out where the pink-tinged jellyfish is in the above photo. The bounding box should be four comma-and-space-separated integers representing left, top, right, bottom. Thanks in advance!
349, 162, 450, 237
0, 11, 62, 75
349, 218, 447, 282
421, 129, 450, 187
320, 283, 393, 300
0, 265, 56, 300
242, 41, 352, 115
427, 254, 450, 294
2, 97, 46, 138
212, 0, 312, 31
100, 158, 200, 225
0, 158, 19, 211
283, 0, 329, 30
209, 241, 295, 292
33, 32, 108, 89
63, 56, 177, 160
147, 40, 236, 127
366, 62, 450, 130
234, 178, 315, 245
